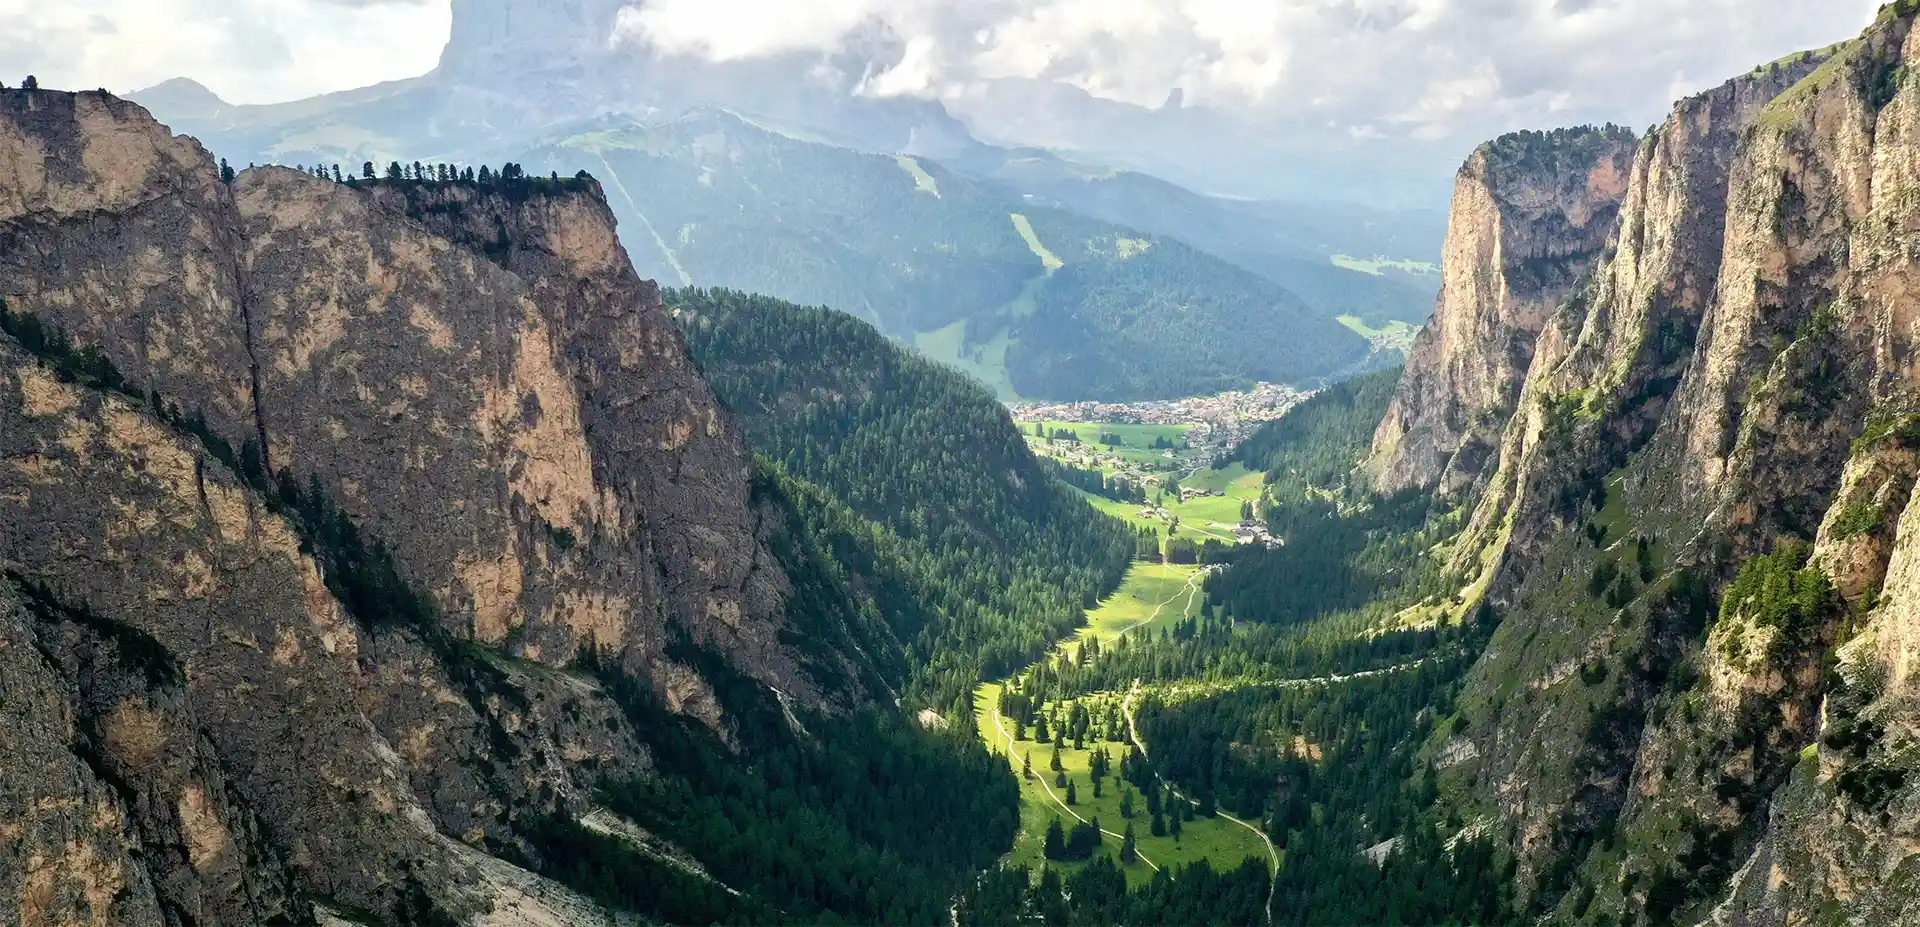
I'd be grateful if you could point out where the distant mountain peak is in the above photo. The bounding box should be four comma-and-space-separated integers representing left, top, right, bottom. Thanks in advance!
128, 77, 228, 117
440, 0, 630, 80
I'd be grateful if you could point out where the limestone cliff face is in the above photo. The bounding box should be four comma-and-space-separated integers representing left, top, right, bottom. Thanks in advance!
1395, 18, 1920, 922
0, 88, 887, 923
0, 88, 865, 711
1366, 128, 1635, 498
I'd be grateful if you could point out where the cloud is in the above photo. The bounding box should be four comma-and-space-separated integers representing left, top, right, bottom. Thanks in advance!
0, 0, 448, 104
616, 0, 1883, 140
5, 0, 1890, 141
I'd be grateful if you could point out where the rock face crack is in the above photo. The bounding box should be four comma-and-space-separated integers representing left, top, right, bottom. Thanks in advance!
222, 186, 274, 476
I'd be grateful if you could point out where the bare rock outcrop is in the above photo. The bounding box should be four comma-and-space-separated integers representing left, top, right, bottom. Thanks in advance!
0, 87, 890, 923
1366, 127, 1635, 498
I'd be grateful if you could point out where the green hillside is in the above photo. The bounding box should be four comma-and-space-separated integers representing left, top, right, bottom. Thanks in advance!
670, 287, 1136, 709
538, 113, 1369, 401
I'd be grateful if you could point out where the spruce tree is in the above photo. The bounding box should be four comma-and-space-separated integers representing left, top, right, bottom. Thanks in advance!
1043, 817, 1066, 861
1150, 809, 1165, 837
1065, 779, 1077, 805
1121, 822, 1138, 863
1169, 811, 1182, 841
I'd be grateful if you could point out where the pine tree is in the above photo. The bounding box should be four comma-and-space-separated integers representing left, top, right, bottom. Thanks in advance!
387, 162, 403, 180
1121, 822, 1138, 864
1092, 776, 1103, 799
1050, 743, 1063, 772
1044, 817, 1066, 861
1150, 809, 1165, 837
22, 76, 38, 91
219, 158, 235, 185
1065, 779, 1077, 805
1022, 751, 1033, 781
1119, 789, 1135, 819
362, 162, 376, 180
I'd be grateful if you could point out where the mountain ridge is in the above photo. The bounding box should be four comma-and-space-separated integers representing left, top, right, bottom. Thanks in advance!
1346, 6, 1920, 921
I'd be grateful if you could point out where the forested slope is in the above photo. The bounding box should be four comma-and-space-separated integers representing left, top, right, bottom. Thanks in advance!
672, 287, 1136, 712
0, 87, 1027, 927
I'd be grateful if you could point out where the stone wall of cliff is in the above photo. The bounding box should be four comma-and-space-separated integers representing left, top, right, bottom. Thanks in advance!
0, 87, 890, 924
0, 88, 878, 713
1402, 5, 1920, 921
1365, 128, 1636, 498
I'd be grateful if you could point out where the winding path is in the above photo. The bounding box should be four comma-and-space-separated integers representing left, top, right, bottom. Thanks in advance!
1121, 686, 1279, 925
1117, 653, 1448, 925
975, 561, 1213, 879
988, 701, 1162, 873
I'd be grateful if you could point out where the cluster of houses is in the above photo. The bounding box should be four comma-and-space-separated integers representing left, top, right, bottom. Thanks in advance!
1234, 521, 1279, 548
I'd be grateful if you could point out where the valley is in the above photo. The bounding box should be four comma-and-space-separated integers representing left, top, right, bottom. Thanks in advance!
17, 0, 1920, 923
971, 560, 1274, 889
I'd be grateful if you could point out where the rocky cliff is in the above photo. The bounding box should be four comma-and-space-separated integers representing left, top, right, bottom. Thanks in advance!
1403, 3, 1920, 923
1366, 127, 1636, 498
0, 88, 891, 924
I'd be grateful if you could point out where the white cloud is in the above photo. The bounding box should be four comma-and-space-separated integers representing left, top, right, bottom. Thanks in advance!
0, 0, 448, 104
1, 0, 1891, 140
616, 0, 1883, 139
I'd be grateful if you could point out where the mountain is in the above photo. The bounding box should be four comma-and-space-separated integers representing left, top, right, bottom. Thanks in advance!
943, 76, 1464, 211
528, 110, 1372, 400
1350, 6, 1920, 921
0, 86, 1038, 924
1367, 125, 1640, 497
122, 0, 1438, 403
974, 151, 1442, 326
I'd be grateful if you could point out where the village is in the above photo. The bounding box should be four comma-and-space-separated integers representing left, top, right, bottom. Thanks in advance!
1007, 381, 1310, 458
1009, 384, 1298, 553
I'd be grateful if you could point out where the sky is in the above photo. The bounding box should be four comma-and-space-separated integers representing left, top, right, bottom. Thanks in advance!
0, 0, 1887, 143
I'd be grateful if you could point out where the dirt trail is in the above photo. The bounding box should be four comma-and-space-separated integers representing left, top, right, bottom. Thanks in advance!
988, 702, 1161, 872
1121, 687, 1278, 925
